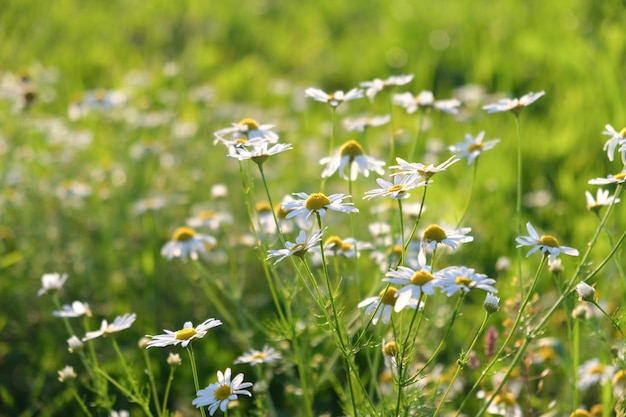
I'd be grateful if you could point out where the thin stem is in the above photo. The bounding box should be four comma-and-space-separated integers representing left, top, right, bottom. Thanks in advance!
161, 366, 177, 415
142, 349, 163, 417
69, 384, 93, 417
404, 186, 429, 252
187, 346, 207, 417
456, 159, 479, 228
591, 300, 626, 338
408, 110, 425, 162
387, 90, 397, 164
514, 114, 524, 299
398, 199, 406, 266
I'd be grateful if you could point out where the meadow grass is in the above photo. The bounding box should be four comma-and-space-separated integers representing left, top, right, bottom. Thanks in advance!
1, 0, 626, 416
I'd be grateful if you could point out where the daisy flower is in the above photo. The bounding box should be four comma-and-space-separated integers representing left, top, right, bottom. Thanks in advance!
234, 345, 282, 366
304, 87, 363, 107
228, 142, 293, 165
422, 224, 474, 251
448, 131, 500, 165
57, 365, 77, 383
67, 336, 83, 353
192, 368, 253, 416
82, 313, 136, 341
266, 229, 323, 264
320, 140, 385, 180
186, 210, 233, 231
53, 301, 92, 318
393, 90, 461, 114
363, 173, 425, 200
602, 124, 626, 163
585, 188, 620, 212
515, 222, 579, 262
384, 264, 440, 310
283, 192, 358, 220
482, 91, 545, 114
358, 286, 420, 325
145, 318, 222, 348
160, 226, 217, 262
484, 293, 501, 313
214, 118, 278, 144
37, 272, 68, 296
360, 74, 414, 101
588, 171, 626, 185
437, 266, 497, 296
577, 359, 615, 390
390, 155, 459, 180
343, 114, 391, 132
323, 235, 372, 258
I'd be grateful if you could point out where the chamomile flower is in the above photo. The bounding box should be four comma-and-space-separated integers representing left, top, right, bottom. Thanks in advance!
304, 87, 363, 107
161, 227, 217, 262
482, 91, 545, 114
585, 188, 620, 212
234, 345, 282, 366
588, 171, 626, 185
575, 281, 596, 302
283, 192, 358, 220
214, 118, 278, 144
57, 365, 77, 383
266, 229, 324, 264
393, 90, 461, 114
602, 124, 626, 163
577, 359, 615, 390
228, 142, 293, 165
515, 222, 579, 262
53, 301, 92, 318
383, 264, 440, 310
186, 210, 233, 231
67, 336, 83, 353
422, 224, 474, 251
320, 140, 385, 180
484, 293, 501, 314
343, 114, 391, 132
192, 368, 253, 416
449, 131, 500, 165
82, 313, 136, 341
437, 266, 497, 296
37, 272, 68, 296
358, 286, 419, 325
390, 155, 459, 180
360, 74, 414, 101
145, 318, 222, 348
323, 235, 372, 258
363, 173, 425, 200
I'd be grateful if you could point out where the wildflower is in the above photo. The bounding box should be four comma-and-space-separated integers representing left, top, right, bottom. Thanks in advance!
588, 171, 626, 185
167, 352, 182, 366
569, 409, 593, 417
110, 411, 130, 417
82, 313, 137, 341
283, 192, 358, 220
57, 366, 77, 383
437, 266, 497, 296
390, 155, 459, 180
192, 368, 253, 416
422, 224, 474, 251
304, 87, 363, 107
363, 173, 425, 200
613, 369, 626, 398
320, 140, 385, 180
576, 281, 596, 302
602, 124, 626, 163
358, 287, 419, 325
393, 90, 461, 114
37, 272, 68, 296
132, 196, 168, 215
145, 318, 222, 348
484, 390, 522, 417
228, 142, 293, 165
234, 345, 282, 366
360, 74, 414, 101
214, 118, 278, 144
323, 235, 371, 258
585, 189, 620, 212
67, 336, 83, 353
266, 229, 323, 264
53, 301, 92, 318
484, 293, 501, 314
186, 210, 233, 231
515, 222, 579, 262
160, 226, 217, 262
343, 114, 391, 132
448, 131, 500, 165
384, 264, 440, 310
482, 91, 545, 114
577, 358, 615, 390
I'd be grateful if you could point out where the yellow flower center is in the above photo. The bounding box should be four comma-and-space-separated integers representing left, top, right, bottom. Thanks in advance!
174, 327, 197, 340
199, 210, 217, 219
620, 127, 626, 138
410, 270, 434, 286
423, 224, 447, 242
468, 143, 484, 152
214, 384, 232, 401
589, 364, 605, 374
291, 243, 308, 257
256, 202, 272, 213
570, 410, 592, 417
305, 193, 331, 211
493, 392, 516, 406
382, 341, 397, 357
388, 244, 403, 257
379, 287, 398, 305
94, 88, 107, 101
276, 206, 290, 219
325, 236, 344, 250
387, 184, 405, 193
417, 166, 436, 179
614, 172, 626, 181
239, 118, 260, 130
340, 140, 365, 159
172, 227, 196, 242
340, 242, 353, 252
539, 235, 560, 248
539, 346, 558, 362
250, 352, 268, 360
454, 276, 473, 287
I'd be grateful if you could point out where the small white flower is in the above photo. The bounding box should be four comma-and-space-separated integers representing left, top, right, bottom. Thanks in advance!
588, 171, 626, 185
360, 74, 414, 101
320, 140, 385, 180
390, 155, 459, 180
383, 264, 440, 310
228, 142, 293, 164
82, 313, 136, 341
214, 118, 278, 144
515, 222, 579, 262
358, 286, 420, 325
602, 124, 626, 163
577, 358, 615, 390
323, 235, 372, 259
304, 87, 363, 107
57, 365, 77, 383
575, 281, 596, 302
422, 224, 473, 251
266, 229, 323, 265
161, 227, 217, 262
37, 272, 68, 296
585, 188, 620, 212
167, 352, 182, 366
283, 192, 358, 220
393, 91, 461, 114
145, 318, 222, 348
53, 301, 92, 318
186, 210, 233, 231
484, 293, 500, 313
343, 114, 391, 132
363, 173, 425, 200
234, 345, 282, 366
448, 131, 500, 165
437, 266, 497, 296
192, 368, 253, 416
67, 336, 83, 353
482, 91, 545, 114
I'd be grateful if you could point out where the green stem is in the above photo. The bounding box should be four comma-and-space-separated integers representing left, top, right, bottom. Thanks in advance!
398, 199, 406, 266
387, 90, 397, 165
187, 346, 207, 417
161, 366, 177, 415
591, 300, 626, 338
404, 186, 429, 253
514, 114, 524, 299
408, 110, 425, 162
69, 384, 93, 417
456, 159, 478, 228
572, 317, 580, 410
142, 349, 163, 417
